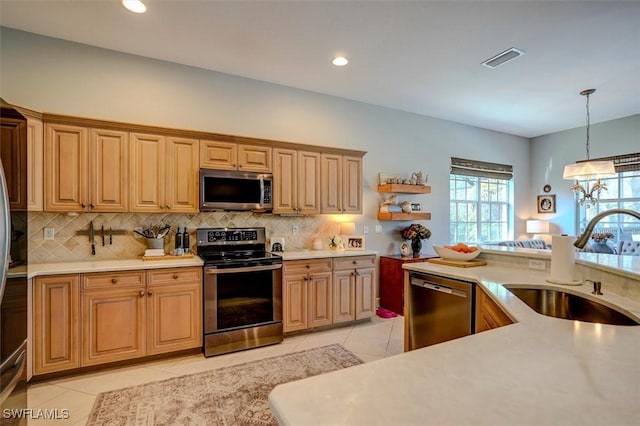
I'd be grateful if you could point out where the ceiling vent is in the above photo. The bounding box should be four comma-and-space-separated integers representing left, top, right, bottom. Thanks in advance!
481, 47, 525, 69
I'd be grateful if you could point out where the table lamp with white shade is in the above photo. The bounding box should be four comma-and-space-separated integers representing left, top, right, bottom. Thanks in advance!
526, 219, 551, 244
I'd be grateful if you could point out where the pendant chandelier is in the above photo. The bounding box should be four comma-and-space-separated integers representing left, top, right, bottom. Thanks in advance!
562, 89, 616, 206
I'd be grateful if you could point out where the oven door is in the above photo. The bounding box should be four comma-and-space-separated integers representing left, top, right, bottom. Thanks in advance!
204, 263, 282, 333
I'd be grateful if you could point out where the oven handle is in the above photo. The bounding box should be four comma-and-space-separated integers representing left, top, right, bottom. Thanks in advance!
0, 340, 26, 404
205, 263, 282, 274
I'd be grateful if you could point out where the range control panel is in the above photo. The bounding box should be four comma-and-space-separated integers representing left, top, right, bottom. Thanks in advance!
197, 228, 266, 245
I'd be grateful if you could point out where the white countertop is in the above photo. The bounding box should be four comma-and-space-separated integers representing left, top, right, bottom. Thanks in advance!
269, 261, 640, 425
25, 256, 204, 278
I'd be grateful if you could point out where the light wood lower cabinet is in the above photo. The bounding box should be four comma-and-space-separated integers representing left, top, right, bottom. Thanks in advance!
475, 286, 513, 333
283, 256, 376, 333
33, 275, 81, 375
146, 268, 202, 355
283, 259, 333, 332
33, 267, 202, 375
333, 256, 376, 323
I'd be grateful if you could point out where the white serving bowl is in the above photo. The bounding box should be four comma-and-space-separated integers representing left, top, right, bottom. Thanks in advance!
433, 245, 481, 261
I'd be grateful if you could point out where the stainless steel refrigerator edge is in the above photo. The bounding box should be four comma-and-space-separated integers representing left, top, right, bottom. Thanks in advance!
0, 101, 28, 424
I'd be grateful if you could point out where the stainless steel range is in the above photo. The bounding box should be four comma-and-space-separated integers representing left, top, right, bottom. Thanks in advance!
197, 227, 283, 357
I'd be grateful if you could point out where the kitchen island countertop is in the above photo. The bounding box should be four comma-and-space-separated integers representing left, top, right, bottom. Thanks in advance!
269, 261, 640, 425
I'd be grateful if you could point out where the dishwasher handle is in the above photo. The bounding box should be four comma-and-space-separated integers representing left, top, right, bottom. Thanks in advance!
410, 278, 468, 298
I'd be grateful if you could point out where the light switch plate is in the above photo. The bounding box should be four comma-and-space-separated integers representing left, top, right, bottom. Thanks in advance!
528, 259, 546, 270
44, 228, 55, 240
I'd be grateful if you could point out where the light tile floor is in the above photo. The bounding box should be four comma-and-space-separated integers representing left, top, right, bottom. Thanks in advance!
25, 315, 404, 425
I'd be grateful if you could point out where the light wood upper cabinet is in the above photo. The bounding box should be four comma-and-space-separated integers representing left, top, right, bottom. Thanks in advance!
26, 115, 44, 211
273, 148, 320, 215
166, 136, 199, 213
130, 132, 165, 212
44, 124, 128, 212
130, 134, 198, 213
0, 117, 27, 211
33, 275, 81, 375
321, 154, 362, 214
90, 128, 129, 212
200, 139, 271, 172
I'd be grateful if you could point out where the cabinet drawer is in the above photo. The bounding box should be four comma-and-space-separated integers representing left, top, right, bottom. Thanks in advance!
82, 271, 145, 290
333, 255, 375, 270
284, 258, 333, 274
147, 267, 202, 286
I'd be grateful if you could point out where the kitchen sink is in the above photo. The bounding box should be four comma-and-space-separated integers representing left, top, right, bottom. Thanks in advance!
504, 286, 640, 326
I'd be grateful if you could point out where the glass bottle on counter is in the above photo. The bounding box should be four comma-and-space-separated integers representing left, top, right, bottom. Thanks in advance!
175, 226, 183, 251
183, 228, 190, 253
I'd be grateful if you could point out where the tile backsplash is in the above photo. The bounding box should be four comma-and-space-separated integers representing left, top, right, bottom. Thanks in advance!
27, 211, 339, 263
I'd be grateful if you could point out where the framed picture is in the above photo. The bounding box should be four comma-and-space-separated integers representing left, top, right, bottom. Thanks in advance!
537, 194, 556, 213
410, 202, 422, 212
346, 236, 365, 250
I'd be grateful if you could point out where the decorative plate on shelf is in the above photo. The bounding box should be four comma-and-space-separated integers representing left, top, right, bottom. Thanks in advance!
400, 242, 411, 257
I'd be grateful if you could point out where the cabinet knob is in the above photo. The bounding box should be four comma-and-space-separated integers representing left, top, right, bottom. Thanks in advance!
111, 278, 118, 284
352, 260, 357, 265
166, 205, 171, 210
173, 274, 179, 279
139, 290, 145, 297
81, 203, 86, 208
148, 290, 153, 296
90, 203, 95, 209
305, 264, 310, 269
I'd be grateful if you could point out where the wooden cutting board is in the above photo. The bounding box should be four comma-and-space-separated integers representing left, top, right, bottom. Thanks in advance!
141, 254, 195, 261
427, 258, 487, 268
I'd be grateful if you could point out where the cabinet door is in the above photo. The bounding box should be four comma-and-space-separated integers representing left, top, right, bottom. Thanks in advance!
238, 144, 272, 172
82, 288, 146, 365
283, 273, 308, 332
476, 287, 513, 333
273, 148, 298, 214
90, 128, 128, 212
297, 150, 321, 215
146, 267, 202, 354
146, 282, 202, 354
0, 117, 27, 210
26, 115, 44, 211
200, 139, 237, 170
320, 153, 342, 214
33, 275, 80, 374
165, 136, 199, 213
308, 271, 332, 328
44, 123, 88, 211
355, 267, 376, 320
342, 155, 362, 214
130, 132, 165, 212
333, 270, 355, 323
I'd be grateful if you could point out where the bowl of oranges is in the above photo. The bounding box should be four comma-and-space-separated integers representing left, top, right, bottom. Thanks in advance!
433, 243, 480, 261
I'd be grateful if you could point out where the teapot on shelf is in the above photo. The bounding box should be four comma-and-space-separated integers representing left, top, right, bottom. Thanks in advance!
411, 171, 428, 185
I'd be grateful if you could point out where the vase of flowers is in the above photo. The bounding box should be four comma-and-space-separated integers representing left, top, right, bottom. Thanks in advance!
401, 223, 431, 257
327, 235, 344, 252
589, 232, 615, 254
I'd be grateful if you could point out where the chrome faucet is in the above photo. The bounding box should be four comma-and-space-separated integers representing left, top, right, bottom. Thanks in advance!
574, 208, 640, 249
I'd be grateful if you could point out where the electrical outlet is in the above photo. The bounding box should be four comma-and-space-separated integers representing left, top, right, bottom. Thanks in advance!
528, 259, 546, 270
292, 225, 298, 235
44, 228, 55, 240
375, 225, 383, 233
363, 225, 369, 234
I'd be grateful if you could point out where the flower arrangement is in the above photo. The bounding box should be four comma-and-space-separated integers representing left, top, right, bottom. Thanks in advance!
401, 224, 431, 241
591, 232, 614, 242
327, 235, 344, 250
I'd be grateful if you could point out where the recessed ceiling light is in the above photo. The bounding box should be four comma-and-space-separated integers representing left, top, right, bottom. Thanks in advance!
332, 56, 349, 67
122, 0, 147, 14
481, 47, 524, 69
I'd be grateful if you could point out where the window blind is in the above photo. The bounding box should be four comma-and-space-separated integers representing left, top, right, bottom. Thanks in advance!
577, 152, 640, 173
450, 157, 513, 180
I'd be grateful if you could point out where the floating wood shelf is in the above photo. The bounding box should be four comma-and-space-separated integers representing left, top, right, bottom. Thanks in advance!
377, 212, 431, 221
377, 184, 431, 194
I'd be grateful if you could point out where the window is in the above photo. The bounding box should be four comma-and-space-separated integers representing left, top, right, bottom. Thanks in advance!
576, 170, 640, 245
449, 158, 514, 243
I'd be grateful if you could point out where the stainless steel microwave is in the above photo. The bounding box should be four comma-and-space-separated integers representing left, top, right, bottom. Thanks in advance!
199, 169, 272, 212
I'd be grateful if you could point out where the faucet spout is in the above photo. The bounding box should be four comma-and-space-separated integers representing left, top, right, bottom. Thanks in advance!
574, 208, 640, 249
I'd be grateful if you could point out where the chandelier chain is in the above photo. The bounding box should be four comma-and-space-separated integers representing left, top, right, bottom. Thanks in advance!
585, 91, 591, 160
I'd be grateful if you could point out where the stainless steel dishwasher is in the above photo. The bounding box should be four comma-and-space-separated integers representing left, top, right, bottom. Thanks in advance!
407, 271, 475, 350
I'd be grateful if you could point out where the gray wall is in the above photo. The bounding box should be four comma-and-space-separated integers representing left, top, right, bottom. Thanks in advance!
0, 27, 533, 256
530, 114, 640, 235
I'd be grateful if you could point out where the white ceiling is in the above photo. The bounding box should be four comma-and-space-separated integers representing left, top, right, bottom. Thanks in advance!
1, 1, 639, 138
